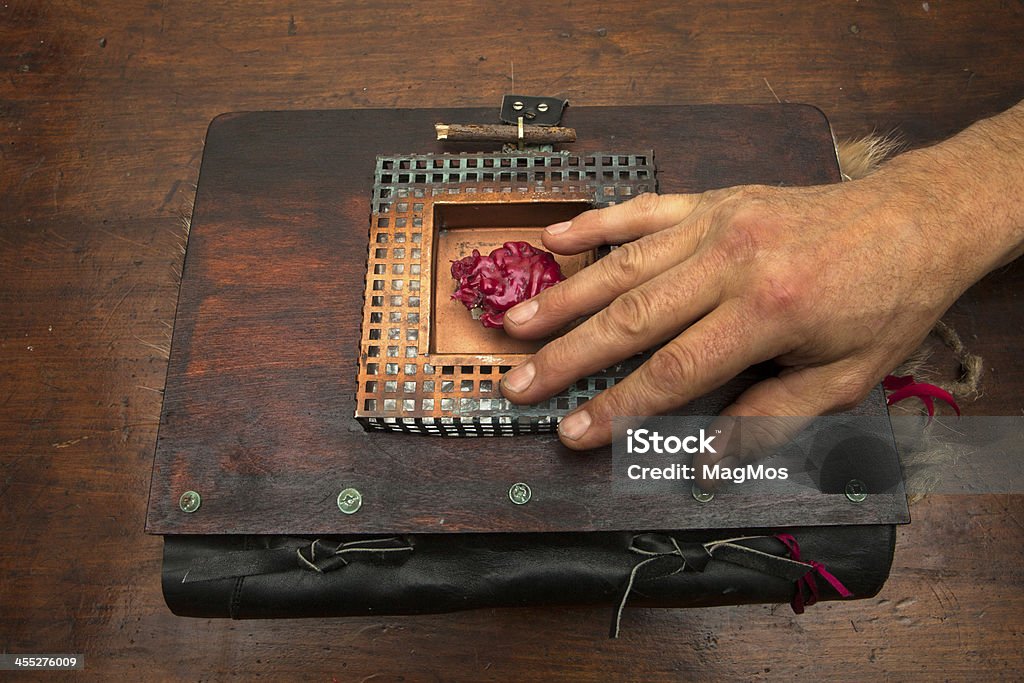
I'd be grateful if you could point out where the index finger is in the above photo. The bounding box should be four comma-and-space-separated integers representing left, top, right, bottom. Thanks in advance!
504, 224, 707, 339
541, 192, 705, 255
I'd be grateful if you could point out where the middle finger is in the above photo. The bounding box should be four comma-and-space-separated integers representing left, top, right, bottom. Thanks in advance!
500, 249, 725, 404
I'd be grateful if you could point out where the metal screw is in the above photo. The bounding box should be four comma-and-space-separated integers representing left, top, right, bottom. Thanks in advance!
179, 490, 201, 513
691, 484, 714, 503
337, 487, 363, 514
509, 482, 532, 505
845, 479, 867, 503
537, 102, 549, 112
512, 100, 524, 111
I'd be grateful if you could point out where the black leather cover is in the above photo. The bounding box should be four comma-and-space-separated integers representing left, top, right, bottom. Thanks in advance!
162, 525, 895, 625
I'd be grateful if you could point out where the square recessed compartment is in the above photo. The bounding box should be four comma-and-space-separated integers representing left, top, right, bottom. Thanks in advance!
431, 199, 593, 356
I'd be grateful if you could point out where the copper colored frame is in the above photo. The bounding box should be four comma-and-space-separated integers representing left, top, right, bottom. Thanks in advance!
355, 151, 656, 435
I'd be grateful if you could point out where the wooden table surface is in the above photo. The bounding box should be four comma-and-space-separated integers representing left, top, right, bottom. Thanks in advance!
2, 2, 1022, 680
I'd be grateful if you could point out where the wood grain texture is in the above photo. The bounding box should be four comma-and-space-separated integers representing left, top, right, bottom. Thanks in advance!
146, 104, 913, 536
1, 1, 1022, 679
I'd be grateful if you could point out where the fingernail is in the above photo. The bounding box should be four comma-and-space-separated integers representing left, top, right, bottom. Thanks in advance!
501, 362, 536, 393
559, 410, 591, 441
504, 299, 538, 326
545, 220, 572, 235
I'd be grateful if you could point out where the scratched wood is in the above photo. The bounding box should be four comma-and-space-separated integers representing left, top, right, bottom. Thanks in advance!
1, 1, 1022, 679
145, 104, 915, 536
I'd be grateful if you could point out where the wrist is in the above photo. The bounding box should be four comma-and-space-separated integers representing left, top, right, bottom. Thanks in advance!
871, 107, 1024, 293
910, 105, 1024, 272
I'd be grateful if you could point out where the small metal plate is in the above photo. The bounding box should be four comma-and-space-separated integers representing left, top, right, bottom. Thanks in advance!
500, 94, 568, 126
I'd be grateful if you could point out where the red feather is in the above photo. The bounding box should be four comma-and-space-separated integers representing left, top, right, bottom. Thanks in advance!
883, 374, 960, 416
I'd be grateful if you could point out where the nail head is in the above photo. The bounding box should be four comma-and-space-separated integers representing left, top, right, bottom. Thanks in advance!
338, 487, 363, 514
179, 490, 201, 513
509, 482, 532, 505
845, 479, 867, 503
691, 484, 714, 503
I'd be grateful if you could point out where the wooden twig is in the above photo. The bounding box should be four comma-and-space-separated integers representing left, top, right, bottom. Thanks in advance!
435, 122, 576, 144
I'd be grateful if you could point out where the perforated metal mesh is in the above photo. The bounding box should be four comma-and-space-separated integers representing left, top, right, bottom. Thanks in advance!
356, 150, 657, 435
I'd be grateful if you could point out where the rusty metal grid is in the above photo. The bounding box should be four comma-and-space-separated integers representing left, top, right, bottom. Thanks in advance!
355, 151, 656, 435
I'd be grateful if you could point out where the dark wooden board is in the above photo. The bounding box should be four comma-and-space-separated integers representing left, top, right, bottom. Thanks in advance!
145, 104, 908, 536
3, 1, 1023, 678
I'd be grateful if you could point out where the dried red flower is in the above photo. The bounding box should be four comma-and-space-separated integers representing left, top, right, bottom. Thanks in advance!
451, 241, 565, 328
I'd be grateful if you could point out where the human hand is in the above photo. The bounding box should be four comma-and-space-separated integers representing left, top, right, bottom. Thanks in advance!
498, 149, 1011, 452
